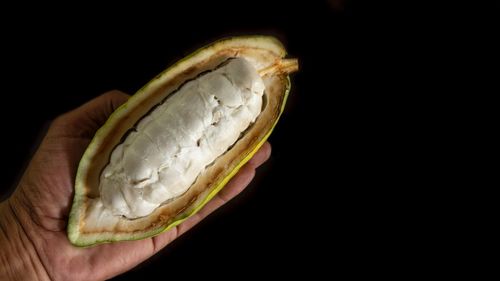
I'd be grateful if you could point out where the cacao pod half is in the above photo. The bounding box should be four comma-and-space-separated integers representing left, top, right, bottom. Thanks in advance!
67, 36, 298, 246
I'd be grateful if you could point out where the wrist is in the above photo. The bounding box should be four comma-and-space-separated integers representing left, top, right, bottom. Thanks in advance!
0, 200, 50, 281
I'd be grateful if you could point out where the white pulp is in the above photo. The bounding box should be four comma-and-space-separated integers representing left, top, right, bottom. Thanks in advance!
100, 58, 265, 218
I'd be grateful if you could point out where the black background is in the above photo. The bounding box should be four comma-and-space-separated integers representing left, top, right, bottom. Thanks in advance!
0, 0, 415, 279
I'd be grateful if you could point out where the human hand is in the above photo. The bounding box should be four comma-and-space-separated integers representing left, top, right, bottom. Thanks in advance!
0, 90, 271, 281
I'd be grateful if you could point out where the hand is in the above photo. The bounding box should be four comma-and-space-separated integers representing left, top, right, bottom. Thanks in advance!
0, 90, 272, 281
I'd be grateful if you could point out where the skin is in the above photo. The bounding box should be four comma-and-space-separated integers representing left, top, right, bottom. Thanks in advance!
0, 90, 272, 281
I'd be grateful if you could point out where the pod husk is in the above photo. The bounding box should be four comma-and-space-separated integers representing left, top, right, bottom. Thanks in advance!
67, 36, 297, 246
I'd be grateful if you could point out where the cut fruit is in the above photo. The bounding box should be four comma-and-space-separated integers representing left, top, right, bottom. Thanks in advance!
67, 36, 298, 246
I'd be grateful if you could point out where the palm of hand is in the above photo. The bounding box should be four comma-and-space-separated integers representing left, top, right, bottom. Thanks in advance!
5, 91, 270, 281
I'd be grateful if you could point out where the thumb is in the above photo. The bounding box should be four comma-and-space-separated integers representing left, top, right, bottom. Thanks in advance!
50, 90, 130, 139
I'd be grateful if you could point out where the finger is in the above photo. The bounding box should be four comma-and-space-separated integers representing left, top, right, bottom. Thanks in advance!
176, 164, 255, 236
152, 143, 271, 250
247, 142, 272, 168
152, 164, 255, 250
50, 90, 130, 139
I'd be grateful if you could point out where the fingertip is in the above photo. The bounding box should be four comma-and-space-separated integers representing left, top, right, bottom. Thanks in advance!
102, 90, 130, 110
104, 89, 130, 100
248, 142, 272, 168
218, 164, 255, 202
262, 142, 272, 159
